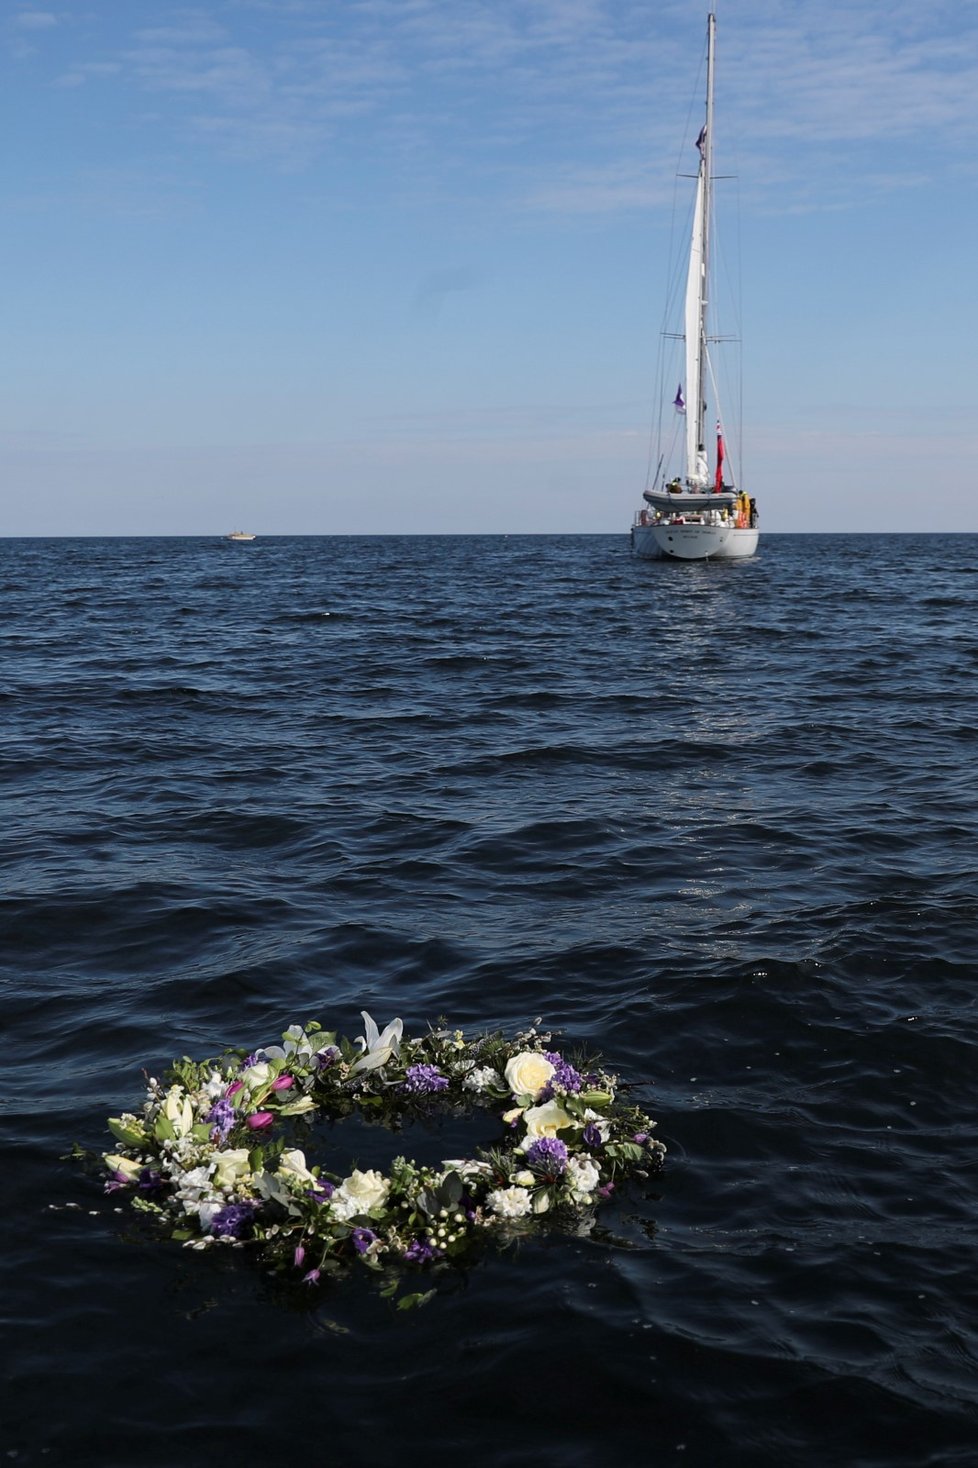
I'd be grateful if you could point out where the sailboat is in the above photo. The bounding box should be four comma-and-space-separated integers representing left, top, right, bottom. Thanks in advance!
631, 14, 758, 562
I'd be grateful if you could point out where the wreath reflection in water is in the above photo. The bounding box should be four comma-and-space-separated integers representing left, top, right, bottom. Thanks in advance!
104, 1013, 665, 1282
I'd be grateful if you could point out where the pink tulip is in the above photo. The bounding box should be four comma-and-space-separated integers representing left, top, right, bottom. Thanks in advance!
246, 1111, 274, 1130
271, 1074, 294, 1091
225, 1080, 244, 1097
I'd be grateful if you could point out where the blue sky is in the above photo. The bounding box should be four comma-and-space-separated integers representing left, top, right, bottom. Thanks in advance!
2, 0, 976, 535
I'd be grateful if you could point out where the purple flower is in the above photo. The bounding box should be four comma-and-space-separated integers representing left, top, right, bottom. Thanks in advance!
102, 1165, 163, 1197
596, 1182, 615, 1199
526, 1136, 569, 1175
209, 1202, 256, 1239
241, 1051, 267, 1069
246, 1111, 274, 1130
401, 1064, 449, 1096
315, 1046, 339, 1071
303, 1268, 321, 1286
632, 1132, 649, 1145
582, 1122, 603, 1150
308, 1180, 334, 1203
294, 1243, 306, 1269
543, 1051, 583, 1096
351, 1227, 378, 1255
404, 1237, 441, 1263
207, 1097, 237, 1143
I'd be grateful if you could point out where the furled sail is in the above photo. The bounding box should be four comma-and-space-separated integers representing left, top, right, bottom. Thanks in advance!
684, 168, 706, 485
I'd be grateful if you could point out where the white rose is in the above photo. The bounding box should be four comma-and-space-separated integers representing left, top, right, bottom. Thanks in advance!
331, 1168, 390, 1221
211, 1148, 252, 1190
504, 1051, 555, 1098
522, 1100, 573, 1141
486, 1186, 532, 1219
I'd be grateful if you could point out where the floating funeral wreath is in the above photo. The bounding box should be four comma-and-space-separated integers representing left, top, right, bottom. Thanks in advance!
103, 1013, 665, 1281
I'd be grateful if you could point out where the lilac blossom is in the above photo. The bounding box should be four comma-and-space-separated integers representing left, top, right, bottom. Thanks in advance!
526, 1137, 569, 1175
541, 1051, 583, 1097
207, 1097, 237, 1143
401, 1064, 449, 1096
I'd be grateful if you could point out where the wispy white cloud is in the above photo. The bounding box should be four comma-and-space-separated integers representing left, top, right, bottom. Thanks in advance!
54, 60, 122, 89
28, 1, 978, 205
12, 10, 57, 30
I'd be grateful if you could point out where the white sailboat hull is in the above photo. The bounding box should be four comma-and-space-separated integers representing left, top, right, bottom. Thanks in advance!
632, 521, 731, 560
714, 527, 758, 558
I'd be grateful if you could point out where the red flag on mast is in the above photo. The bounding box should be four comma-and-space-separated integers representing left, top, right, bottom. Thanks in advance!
714, 421, 725, 492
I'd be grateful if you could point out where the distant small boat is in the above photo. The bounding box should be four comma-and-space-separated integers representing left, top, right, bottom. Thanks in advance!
225, 531, 256, 542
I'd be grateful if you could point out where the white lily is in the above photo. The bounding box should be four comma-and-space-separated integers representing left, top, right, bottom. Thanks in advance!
104, 1154, 143, 1180
163, 1085, 195, 1138
264, 1024, 317, 1065
277, 1149, 315, 1184
349, 1012, 403, 1074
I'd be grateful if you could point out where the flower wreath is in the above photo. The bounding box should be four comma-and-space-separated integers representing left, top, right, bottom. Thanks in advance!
103, 1013, 665, 1284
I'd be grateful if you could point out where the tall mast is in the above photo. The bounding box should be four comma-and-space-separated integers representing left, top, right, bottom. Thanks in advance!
684, 13, 715, 487
700, 14, 715, 469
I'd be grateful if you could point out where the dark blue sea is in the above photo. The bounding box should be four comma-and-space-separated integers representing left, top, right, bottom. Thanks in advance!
3, 533, 976, 1467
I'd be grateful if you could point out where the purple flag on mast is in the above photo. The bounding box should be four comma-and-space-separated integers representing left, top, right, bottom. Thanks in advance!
673, 384, 686, 414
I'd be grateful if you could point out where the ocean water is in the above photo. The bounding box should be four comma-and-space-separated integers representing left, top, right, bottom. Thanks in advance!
2, 532, 976, 1468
